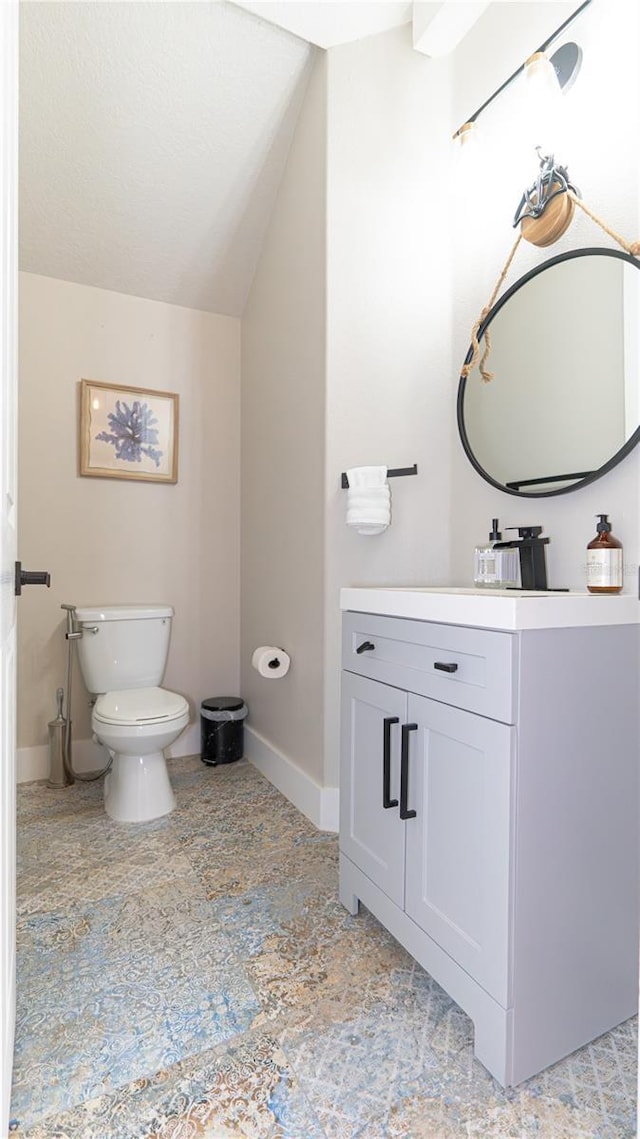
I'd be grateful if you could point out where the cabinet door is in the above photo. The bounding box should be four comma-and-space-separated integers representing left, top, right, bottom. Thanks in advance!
340, 672, 407, 907
405, 693, 514, 1005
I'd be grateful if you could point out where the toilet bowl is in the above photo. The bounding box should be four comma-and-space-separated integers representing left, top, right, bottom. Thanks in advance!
74, 604, 189, 823
93, 686, 189, 822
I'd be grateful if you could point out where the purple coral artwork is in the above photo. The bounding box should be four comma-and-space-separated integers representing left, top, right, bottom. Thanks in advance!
80, 380, 179, 483
95, 399, 163, 467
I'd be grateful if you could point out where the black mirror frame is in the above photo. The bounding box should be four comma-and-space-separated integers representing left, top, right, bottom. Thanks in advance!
457, 246, 640, 498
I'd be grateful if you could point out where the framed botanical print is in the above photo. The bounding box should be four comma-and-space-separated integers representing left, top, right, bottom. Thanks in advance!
79, 379, 179, 484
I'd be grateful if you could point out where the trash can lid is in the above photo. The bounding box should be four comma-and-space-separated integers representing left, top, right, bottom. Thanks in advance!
202, 697, 245, 713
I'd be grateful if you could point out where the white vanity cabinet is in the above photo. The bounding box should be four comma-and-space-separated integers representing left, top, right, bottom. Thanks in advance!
339, 593, 639, 1087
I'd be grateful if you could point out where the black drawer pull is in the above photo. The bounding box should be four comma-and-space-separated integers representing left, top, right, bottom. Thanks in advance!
356, 640, 375, 654
383, 717, 399, 809
400, 723, 418, 820
434, 661, 458, 673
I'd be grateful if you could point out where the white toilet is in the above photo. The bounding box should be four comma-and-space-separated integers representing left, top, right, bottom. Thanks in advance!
74, 604, 190, 823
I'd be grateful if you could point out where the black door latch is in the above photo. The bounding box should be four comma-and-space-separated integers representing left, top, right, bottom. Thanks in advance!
15, 561, 51, 596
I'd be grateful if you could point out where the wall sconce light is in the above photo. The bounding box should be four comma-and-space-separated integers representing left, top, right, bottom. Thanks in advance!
452, 0, 589, 146
524, 52, 562, 99
455, 121, 478, 148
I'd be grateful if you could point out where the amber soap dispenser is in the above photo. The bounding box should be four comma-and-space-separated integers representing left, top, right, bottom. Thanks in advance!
586, 514, 623, 594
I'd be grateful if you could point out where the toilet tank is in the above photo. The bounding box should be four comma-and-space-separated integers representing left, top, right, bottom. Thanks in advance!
74, 604, 174, 694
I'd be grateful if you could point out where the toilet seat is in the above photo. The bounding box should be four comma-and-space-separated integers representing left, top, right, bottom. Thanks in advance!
93, 686, 188, 727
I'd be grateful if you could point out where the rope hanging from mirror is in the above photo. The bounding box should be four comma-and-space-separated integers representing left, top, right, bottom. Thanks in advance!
461, 153, 640, 383
568, 194, 640, 259
460, 234, 522, 383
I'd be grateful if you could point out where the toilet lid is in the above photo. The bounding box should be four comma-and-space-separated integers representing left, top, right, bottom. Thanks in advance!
93, 687, 188, 725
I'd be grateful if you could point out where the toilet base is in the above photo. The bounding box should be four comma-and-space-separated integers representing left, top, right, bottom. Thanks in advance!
104, 751, 176, 823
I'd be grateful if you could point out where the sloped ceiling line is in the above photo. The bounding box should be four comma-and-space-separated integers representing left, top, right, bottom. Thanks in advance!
20, 1, 491, 315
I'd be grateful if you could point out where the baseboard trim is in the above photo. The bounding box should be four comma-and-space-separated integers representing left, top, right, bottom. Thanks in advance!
17, 726, 340, 833
17, 738, 110, 784
18, 720, 201, 785
244, 726, 338, 832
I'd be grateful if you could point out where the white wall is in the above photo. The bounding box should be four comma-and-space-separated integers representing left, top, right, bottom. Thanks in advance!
18, 273, 241, 778
241, 26, 455, 801
449, 0, 640, 590
240, 54, 326, 792
323, 26, 454, 786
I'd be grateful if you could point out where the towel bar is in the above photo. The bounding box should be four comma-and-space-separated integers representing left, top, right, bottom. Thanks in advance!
341, 464, 418, 489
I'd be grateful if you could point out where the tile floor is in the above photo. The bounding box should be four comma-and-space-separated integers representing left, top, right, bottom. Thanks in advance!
10, 756, 638, 1138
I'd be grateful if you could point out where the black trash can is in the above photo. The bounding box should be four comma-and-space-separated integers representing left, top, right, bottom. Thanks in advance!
200, 697, 248, 766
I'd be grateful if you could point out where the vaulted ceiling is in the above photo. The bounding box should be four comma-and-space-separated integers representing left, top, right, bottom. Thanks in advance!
18, 1, 469, 316
19, 1, 317, 316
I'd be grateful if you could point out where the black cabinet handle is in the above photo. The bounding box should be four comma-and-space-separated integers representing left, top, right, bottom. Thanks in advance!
434, 661, 458, 673
14, 562, 51, 596
356, 640, 375, 654
400, 723, 418, 820
382, 716, 399, 809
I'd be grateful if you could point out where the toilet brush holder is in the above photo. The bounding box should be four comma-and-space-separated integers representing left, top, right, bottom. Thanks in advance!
47, 687, 73, 788
63, 722, 74, 785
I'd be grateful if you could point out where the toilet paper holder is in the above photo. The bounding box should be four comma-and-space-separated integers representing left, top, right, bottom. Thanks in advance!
252, 646, 291, 679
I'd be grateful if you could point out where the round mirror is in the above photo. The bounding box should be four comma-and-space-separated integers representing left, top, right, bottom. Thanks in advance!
457, 248, 640, 497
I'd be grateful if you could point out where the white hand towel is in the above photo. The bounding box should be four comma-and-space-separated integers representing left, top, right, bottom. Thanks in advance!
346, 466, 388, 490
346, 466, 391, 535
346, 488, 390, 506
346, 502, 390, 519
352, 523, 388, 535
346, 506, 390, 523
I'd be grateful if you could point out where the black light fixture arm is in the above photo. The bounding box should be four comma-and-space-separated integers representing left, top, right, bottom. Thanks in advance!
452, 0, 592, 139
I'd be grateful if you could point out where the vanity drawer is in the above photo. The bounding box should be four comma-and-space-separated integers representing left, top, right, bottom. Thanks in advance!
342, 611, 515, 723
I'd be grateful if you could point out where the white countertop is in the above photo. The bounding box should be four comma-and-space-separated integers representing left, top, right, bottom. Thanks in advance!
340, 586, 640, 631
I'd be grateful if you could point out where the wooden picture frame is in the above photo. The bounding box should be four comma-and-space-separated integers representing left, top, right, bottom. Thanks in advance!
79, 379, 179, 484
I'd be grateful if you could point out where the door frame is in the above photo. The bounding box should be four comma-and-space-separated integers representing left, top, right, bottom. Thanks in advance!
0, 1, 19, 1130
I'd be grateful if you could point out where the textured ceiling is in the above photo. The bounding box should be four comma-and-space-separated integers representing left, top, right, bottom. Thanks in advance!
19, 2, 490, 315
19, 2, 315, 316
230, 1, 412, 48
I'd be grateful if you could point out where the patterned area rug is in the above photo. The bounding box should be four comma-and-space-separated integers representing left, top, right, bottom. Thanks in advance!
10, 757, 638, 1137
